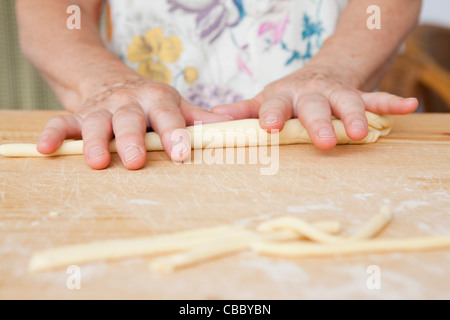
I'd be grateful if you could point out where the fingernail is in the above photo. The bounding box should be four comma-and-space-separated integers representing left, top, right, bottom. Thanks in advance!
318, 128, 336, 138
88, 147, 106, 159
351, 120, 366, 129
264, 114, 279, 125
124, 145, 143, 164
224, 115, 234, 120
171, 138, 190, 159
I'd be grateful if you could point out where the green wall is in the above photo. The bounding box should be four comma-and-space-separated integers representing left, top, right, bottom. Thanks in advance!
0, 1, 62, 110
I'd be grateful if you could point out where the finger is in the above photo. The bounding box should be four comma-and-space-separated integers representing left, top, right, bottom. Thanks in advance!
329, 90, 369, 141
258, 94, 293, 133
180, 98, 234, 126
37, 115, 82, 154
81, 110, 114, 170
112, 105, 147, 170
148, 103, 190, 162
296, 93, 337, 150
361, 92, 418, 115
211, 93, 264, 120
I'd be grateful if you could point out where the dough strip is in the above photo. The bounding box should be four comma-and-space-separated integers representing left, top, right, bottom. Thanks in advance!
257, 207, 392, 244
149, 221, 341, 274
251, 236, 450, 258
29, 225, 242, 272
1, 112, 392, 157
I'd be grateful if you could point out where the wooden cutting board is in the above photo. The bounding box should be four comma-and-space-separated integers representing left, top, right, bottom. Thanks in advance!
0, 110, 449, 299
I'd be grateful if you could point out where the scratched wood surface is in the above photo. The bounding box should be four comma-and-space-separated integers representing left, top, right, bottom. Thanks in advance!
0, 110, 449, 299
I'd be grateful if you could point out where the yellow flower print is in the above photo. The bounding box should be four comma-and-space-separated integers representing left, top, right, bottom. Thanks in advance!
137, 61, 174, 84
184, 66, 198, 84
127, 28, 183, 84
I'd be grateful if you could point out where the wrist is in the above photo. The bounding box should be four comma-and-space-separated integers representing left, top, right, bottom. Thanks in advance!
305, 44, 365, 90
45, 45, 142, 112
77, 53, 140, 100
79, 70, 140, 99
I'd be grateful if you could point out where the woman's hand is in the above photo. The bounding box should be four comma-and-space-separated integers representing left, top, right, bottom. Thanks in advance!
211, 64, 418, 150
212, 0, 421, 150
37, 76, 231, 170
16, 0, 230, 170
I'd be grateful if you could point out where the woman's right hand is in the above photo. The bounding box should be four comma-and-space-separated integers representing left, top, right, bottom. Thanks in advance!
37, 76, 231, 170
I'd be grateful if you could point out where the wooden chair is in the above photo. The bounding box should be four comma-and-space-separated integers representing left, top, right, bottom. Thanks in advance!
380, 25, 450, 113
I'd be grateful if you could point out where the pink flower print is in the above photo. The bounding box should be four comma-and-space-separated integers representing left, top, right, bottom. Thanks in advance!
258, 12, 290, 46
237, 53, 253, 77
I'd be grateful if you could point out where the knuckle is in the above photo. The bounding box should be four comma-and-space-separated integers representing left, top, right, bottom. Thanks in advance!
300, 76, 329, 92
151, 105, 182, 122
44, 115, 79, 139
48, 115, 70, 127
160, 126, 188, 142
275, 95, 291, 105
116, 131, 144, 144
263, 82, 281, 94
82, 115, 112, 139
113, 106, 144, 122
85, 109, 112, 123
329, 89, 353, 106
298, 93, 327, 106
106, 88, 135, 105
83, 137, 107, 149
309, 118, 330, 129
146, 84, 179, 102
266, 95, 291, 108
344, 112, 366, 122
159, 127, 176, 141
264, 80, 293, 96
330, 90, 348, 106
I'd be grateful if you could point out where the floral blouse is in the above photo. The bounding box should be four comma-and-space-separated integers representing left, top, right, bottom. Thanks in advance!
106, 0, 348, 110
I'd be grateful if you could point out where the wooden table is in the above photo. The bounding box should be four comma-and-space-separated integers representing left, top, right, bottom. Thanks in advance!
0, 110, 449, 299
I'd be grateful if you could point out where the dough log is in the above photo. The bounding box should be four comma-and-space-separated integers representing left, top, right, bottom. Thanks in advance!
0, 112, 393, 157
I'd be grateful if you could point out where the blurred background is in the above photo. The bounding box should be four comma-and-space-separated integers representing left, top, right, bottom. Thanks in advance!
1, 0, 449, 112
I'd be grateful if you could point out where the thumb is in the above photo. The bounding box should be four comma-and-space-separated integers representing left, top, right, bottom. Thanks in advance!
180, 98, 235, 126
211, 93, 264, 120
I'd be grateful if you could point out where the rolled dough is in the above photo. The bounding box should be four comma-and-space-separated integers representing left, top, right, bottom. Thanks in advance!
28, 207, 450, 274
29, 220, 340, 273
0, 112, 392, 157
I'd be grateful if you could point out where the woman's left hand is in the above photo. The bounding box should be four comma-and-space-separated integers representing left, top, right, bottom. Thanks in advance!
211, 64, 418, 150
